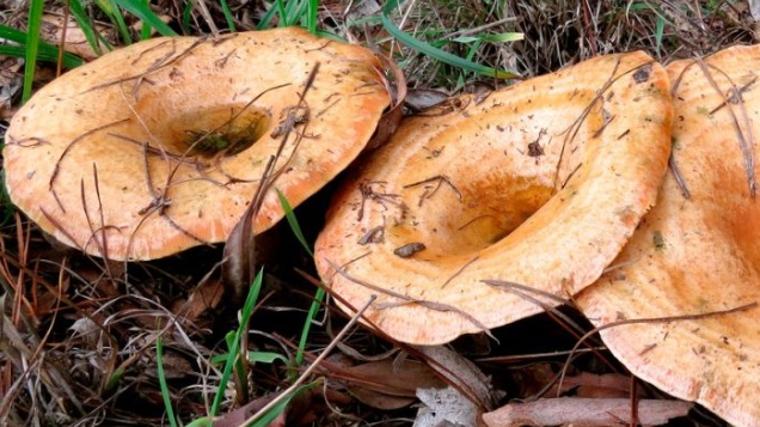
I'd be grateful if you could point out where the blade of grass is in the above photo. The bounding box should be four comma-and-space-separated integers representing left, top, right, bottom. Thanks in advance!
288, 0, 309, 27
224, 330, 248, 402
452, 32, 524, 44
106, 0, 133, 44
209, 268, 264, 417
255, 2, 278, 29
181, 1, 193, 34
275, 190, 311, 256
112, 0, 178, 36
275, 190, 323, 366
1, 24, 84, 65
0, 24, 34, 44
274, 0, 287, 27
0, 44, 83, 68
139, 0, 153, 39
249, 383, 317, 427
381, 1, 519, 79
654, 14, 665, 56
212, 351, 287, 365
68, 0, 104, 55
306, 0, 318, 34
22, 0, 45, 102
243, 296, 375, 425
156, 336, 179, 427
219, 0, 236, 32
295, 288, 324, 366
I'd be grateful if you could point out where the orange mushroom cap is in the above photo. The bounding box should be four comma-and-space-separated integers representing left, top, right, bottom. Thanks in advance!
577, 45, 760, 426
3, 28, 390, 260
314, 51, 672, 345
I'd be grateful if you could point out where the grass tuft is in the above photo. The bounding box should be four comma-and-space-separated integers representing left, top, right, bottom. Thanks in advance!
112, 0, 177, 37
276, 190, 324, 366
209, 268, 264, 416
156, 336, 179, 427
21, 0, 45, 102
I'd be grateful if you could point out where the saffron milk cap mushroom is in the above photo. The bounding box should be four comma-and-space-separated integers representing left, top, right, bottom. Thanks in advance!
3, 28, 390, 260
577, 45, 760, 426
314, 51, 673, 345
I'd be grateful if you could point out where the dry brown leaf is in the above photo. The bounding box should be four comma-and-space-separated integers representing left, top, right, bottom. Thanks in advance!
366, 52, 407, 150
322, 357, 445, 410
171, 279, 224, 322
482, 397, 692, 427
39, 14, 109, 60
405, 88, 449, 112
416, 345, 495, 410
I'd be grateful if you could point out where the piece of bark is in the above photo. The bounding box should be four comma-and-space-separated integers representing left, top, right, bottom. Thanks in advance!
482, 397, 692, 427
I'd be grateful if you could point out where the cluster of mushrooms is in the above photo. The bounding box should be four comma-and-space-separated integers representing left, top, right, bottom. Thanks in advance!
4, 27, 760, 426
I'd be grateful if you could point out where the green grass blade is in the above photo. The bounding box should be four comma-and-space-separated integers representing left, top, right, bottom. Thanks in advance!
209, 269, 264, 416
180, 1, 193, 33
1, 24, 83, 58
306, 0, 318, 33
248, 383, 317, 427
381, 2, 519, 79
0, 45, 83, 68
275, 189, 311, 256
219, 0, 236, 32
288, 0, 308, 26
68, 0, 104, 55
139, 0, 153, 39
212, 350, 287, 365
0, 25, 83, 67
654, 14, 665, 56
248, 351, 288, 364
156, 337, 179, 427
113, 0, 178, 36
452, 32, 524, 44
185, 418, 212, 427
275, 189, 323, 366
255, 2, 278, 29
105, 366, 125, 391
273, 0, 287, 27
224, 331, 248, 402
22, 0, 45, 102
108, 0, 133, 44
0, 24, 32, 44
295, 288, 324, 365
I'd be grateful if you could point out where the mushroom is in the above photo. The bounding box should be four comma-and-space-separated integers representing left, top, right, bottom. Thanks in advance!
314, 51, 673, 345
3, 28, 390, 260
577, 45, 760, 426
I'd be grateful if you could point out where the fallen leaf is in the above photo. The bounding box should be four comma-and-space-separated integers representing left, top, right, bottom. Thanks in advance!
481, 397, 692, 427
320, 356, 445, 410
172, 279, 224, 322
413, 386, 477, 427
405, 89, 449, 112
40, 14, 109, 60
416, 345, 495, 410
366, 52, 407, 150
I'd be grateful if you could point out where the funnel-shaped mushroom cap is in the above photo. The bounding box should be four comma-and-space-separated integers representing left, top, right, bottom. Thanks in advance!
314, 51, 672, 345
3, 28, 389, 260
577, 45, 760, 426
